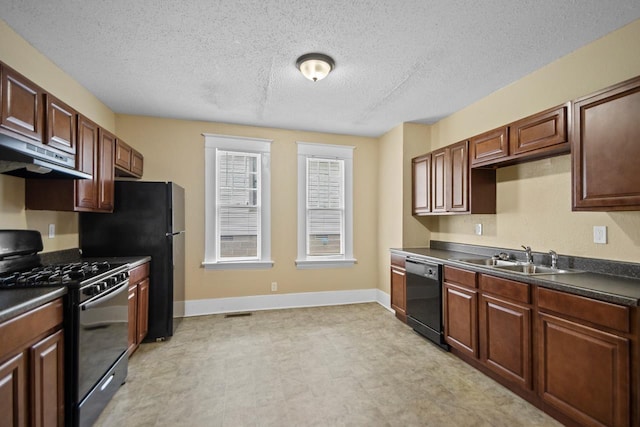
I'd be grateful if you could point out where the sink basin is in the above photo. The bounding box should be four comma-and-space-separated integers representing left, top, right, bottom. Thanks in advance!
492, 264, 583, 275
452, 258, 519, 267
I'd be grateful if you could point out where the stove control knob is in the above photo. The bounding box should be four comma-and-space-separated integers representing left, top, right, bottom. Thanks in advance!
105, 277, 117, 287
83, 285, 99, 296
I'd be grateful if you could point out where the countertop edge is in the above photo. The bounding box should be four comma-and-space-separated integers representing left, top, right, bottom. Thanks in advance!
0, 286, 67, 323
391, 248, 640, 307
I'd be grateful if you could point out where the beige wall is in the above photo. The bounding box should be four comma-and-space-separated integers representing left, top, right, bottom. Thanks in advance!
427, 19, 640, 262
115, 115, 379, 301
0, 20, 115, 252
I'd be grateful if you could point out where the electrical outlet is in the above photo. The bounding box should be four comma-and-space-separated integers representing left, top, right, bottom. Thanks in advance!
271, 282, 277, 292
474, 223, 483, 236
593, 226, 607, 244
48, 224, 55, 238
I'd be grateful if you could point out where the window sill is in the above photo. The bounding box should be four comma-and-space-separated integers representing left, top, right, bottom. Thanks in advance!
295, 258, 357, 270
202, 260, 274, 270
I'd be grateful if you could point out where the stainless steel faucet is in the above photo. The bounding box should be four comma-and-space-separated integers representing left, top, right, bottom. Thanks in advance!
549, 250, 558, 269
521, 245, 533, 263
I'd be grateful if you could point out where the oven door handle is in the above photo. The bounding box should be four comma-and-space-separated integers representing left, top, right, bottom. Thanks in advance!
80, 280, 129, 310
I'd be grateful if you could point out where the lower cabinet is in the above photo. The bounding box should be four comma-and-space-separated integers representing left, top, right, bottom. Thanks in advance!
442, 265, 636, 427
443, 266, 479, 358
127, 262, 150, 356
390, 254, 407, 323
0, 299, 64, 427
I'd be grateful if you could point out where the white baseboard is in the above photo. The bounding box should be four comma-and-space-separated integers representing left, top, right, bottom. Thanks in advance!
185, 288, 391, 317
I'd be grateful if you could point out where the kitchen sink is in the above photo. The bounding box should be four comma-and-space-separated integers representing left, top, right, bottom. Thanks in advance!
492, 264, 583, 275
452, 257, 519, 267
451, 258, 584, 275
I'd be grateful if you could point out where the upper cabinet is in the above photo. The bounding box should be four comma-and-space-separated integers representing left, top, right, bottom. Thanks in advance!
26, 115, 115, 213
412, 140, 496, 216
470, 104, 569, 168
0, 64, 44, 142
45, 93, 77, 154
115, 138, 143, 179
469, 126, 508, 166
412, 154, 430, 215
572, 75, 640, 211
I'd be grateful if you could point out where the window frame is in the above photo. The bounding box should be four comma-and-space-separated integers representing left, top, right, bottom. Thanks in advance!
296, 142, 356, 269
203, 134, 273, 270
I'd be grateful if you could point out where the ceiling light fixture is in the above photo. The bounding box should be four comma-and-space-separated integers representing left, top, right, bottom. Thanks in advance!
296, 53, 334, 82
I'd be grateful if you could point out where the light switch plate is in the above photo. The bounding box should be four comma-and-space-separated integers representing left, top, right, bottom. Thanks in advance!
593, 226, 607, 244
48, 224, 55, 238
474, 223, 483, 236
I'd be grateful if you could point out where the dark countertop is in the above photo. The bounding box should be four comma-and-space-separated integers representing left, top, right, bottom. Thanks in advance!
391, 247, 640, 307
0, 286, 67, 323
0, 255, 151, 324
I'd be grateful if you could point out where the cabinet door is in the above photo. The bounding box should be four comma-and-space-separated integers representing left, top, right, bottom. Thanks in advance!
30, 330, 64, 427
390, 267, 406, 323
44, 94, 76, 154
509, 104, 567, 157
0, 352, 27, 427
470, 126, 508, 166
131, 149, 143, 177
115, 139, 132, 170
127, 285, 138, 356
412, 154, 430, 215
76, 115, 99, 210
98, 129, 115, 212
137, 278, 149, 343
479, 294, 532, 390
572, 76, 640, 210
449, 141, 469, 212
431, 148, 447, 213
538, 312, 629, 427
443, 282, 478, 358
0, 65, 43, 141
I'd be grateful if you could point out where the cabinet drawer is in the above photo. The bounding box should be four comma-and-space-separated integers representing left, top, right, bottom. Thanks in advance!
444, 266, 477, 288
390, 254, 405, 269
129, 262, 150, 284
0, 299, 63, 362
537, 287, 629, 333
480, 274, 530, 304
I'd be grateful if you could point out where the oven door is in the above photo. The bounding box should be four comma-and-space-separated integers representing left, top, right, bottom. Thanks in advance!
78, 280, 129, 400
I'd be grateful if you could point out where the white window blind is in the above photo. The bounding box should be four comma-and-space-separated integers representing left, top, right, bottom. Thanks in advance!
306, 158, 344, 256
217, 151, 261, 260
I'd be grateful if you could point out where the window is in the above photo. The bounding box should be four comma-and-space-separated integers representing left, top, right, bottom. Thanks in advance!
203, 134, 273, 270
297, 142, 356, 269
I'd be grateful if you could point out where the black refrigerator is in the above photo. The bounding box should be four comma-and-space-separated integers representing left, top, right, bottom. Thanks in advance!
79, 181, 185, 341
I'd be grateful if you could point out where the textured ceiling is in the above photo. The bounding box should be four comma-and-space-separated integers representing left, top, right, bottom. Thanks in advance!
2, 1, 640, 137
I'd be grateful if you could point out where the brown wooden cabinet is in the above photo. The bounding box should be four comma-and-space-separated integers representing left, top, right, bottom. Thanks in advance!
128, 262, 150, 356
442, 264, 636, 426
390, 254, 407, 323
470, 104, 569, 169
479, 274, 532, 391
0, 64, 44, 142
0, 299, 64, 427
411, 154, 430, 215
26, 115, 115, 213
44, 94, 76, 155
443, 266, 478, 358
470, 126, 509, 166
572, 75, 640, 211
115, 138, 143, 179
415, 141, 495, 216
537, 287, 631, 427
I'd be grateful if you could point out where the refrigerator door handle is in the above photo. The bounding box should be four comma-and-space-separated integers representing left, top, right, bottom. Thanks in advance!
166, 231, 186, 237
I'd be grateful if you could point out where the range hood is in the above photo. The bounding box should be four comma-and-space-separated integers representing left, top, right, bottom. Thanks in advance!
0, 132, 91, 179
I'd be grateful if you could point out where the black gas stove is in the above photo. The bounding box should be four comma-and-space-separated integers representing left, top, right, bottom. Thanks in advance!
0, 229, 130, 427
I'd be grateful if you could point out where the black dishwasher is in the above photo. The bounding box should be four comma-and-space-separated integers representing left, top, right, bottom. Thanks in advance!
405, 257, 449, 350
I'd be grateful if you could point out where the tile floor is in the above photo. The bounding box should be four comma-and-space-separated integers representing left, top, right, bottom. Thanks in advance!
95, 303, 561, 426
